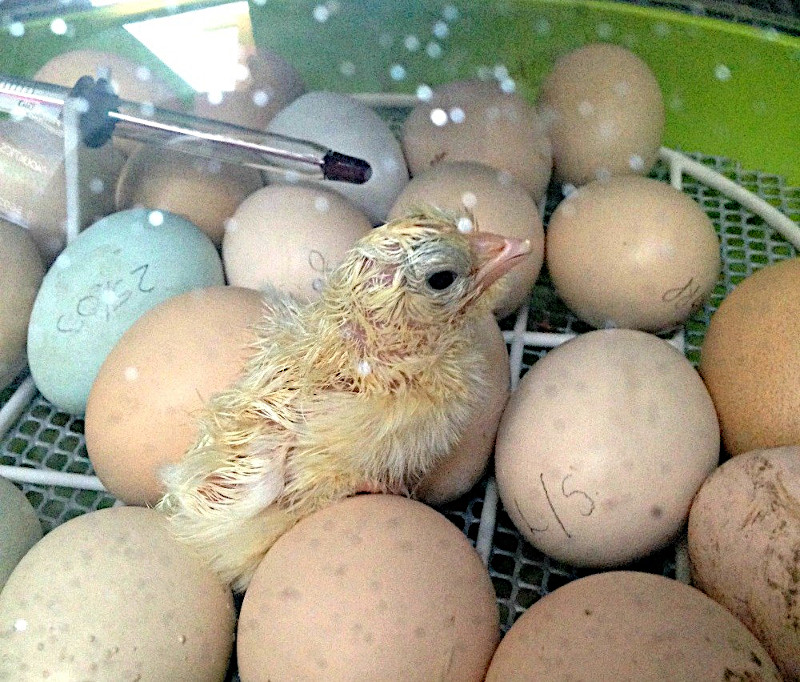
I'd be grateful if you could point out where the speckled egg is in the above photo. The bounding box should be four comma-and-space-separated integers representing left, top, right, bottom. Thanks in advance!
85, 286, 264, 506
237, 494, 499, 681
689, 445, 800, 681
495, 329, 719, 568
546, 176, 720, 332
0, 506, 235, 681
222, 184, 373, 300
538, 42, 665, 186
115, 142, 264, 245
415, 313, 509, 505
0, 477, 42, 590
401, 78, 552, 201
485, 571, 780, 681
0, 218, 44, 389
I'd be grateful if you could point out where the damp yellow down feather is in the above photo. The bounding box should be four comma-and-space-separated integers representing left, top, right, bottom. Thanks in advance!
156, 208, 530, 591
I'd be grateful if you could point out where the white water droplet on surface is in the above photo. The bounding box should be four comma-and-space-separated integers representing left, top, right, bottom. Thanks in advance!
461, 192, 477, 209
390, 64, 407, 81
578, 100, 594, 117
148, 210, 165, 227
357, 360, 372, 376
628, 154, 645, 171
416, 84, 433, 101
443, 4, 459, 21
714, 64, 732, 81
89, 178, 105, 194
314, 196, 330, 213
595, 22, 613, 38
426, 42, 442, 58
449, 106, 465, 123
50, 18, 68, 35
135, 66, 152, 82
224, 217, 238, 234
313, 5, 330, 22
430, 108, 448, 126
124, 366, 139, 382
9, 22, 25, 37
404, 35, 420, 51
499, 77, 516, 94
457, 216, 474, 233
14, 619, 28, 632
562, 183, 578, 198
253, 89, 270, 107
432, 20, 449, 39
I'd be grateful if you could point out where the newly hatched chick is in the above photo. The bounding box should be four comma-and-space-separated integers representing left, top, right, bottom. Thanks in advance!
157, 208, 531, 591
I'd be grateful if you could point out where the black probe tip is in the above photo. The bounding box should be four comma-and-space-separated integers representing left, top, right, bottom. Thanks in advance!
322, 150, 373, 184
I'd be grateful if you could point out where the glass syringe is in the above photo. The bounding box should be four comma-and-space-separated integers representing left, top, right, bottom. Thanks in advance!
0, 72, 372, 184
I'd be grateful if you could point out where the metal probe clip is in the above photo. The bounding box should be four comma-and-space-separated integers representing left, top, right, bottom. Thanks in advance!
0, 72, 373, 184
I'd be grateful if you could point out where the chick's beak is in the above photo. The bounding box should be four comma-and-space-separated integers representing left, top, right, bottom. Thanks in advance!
471, 231, 532, 291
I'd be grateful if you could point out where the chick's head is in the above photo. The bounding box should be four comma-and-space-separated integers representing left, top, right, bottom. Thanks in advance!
325, 207, 531, 330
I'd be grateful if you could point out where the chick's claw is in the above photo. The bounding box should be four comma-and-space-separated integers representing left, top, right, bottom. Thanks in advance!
156, 207, 528, 591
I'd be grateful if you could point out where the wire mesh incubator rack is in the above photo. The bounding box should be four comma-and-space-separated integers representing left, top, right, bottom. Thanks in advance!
1, 0, 800, 679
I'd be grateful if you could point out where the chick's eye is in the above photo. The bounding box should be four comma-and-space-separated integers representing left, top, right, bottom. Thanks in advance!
427, 270, 458, 291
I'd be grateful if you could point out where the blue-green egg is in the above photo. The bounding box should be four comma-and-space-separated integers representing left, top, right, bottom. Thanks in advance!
27, 208, 224, 415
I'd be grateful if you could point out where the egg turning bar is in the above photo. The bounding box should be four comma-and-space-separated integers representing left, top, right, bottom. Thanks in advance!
0, 72, 373, 185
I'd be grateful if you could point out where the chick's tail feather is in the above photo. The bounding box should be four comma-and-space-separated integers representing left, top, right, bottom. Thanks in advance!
156, 433, 293, 592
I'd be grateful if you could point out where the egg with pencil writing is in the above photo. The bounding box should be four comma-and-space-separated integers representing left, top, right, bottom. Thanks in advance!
27, 208, 224, 415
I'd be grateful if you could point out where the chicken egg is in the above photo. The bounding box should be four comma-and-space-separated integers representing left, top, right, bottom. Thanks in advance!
415, 313, 510, 505
0, 506, 235, 681
689, 445, 800, 681
115, 142, 264, 245
485, 571, 780, 680
546, 176, 720, 332
223, 184, 373, 300
0, 118, 122, 263
402, 78, 553, 201
193, 46, 305, 130
237, 494, 499, 681
265, 91, 409, 224
495, 329, 719, 568
0, 477, 42, 590
538, 42, 665, 186
388, 161, 545, 319
700, 257, 800, 455
26, 208, 224, 415
0, 218, 44, 390
85, 285, 264, 506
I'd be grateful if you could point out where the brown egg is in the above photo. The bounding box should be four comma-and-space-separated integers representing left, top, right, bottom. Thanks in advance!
0, 118, 122, 263
0, 219, 44, 388
538, 42, 665, 186
85, 286, 264, 505
402, 79, 552, 201
495, 329, 719, 568
389, 161, 545, 319
35, 49, 185, 156
115, 142, 264, 245
689, 446, 800, 681
700, 258, 800, 455
223, 185, 373, 300
0, 506, 235, 682
193, 46, 305, 131
237, 495, 499, 681
485, 571, 780, 681
415, 314, 509, 505
546, 176, 720, 332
